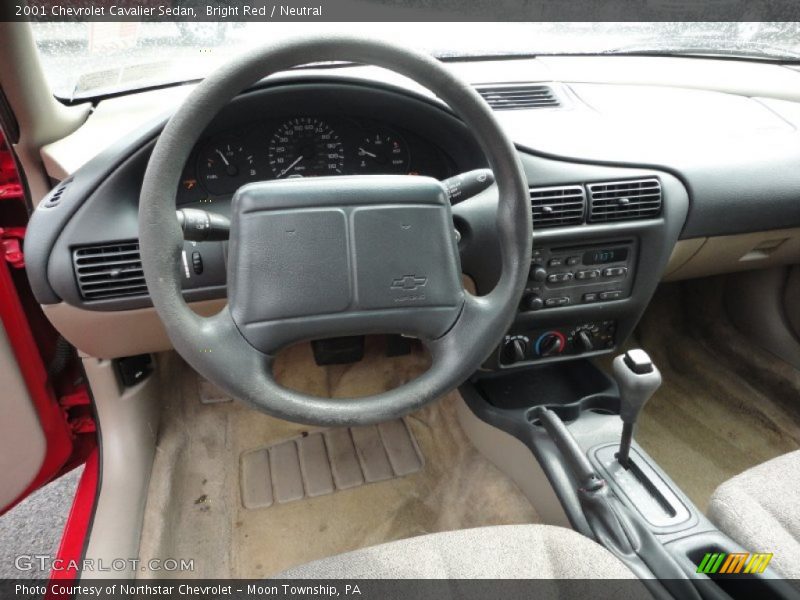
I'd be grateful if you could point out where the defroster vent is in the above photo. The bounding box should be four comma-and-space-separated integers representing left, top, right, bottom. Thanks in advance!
73, 242, 147, 300
530, 185, 586, 229
588, 179, 662, 223
475, 83, 561, 110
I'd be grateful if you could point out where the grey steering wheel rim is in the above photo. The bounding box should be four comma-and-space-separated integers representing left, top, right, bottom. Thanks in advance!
139, 35, 531, 426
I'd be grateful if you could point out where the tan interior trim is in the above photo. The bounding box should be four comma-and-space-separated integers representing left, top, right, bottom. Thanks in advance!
455, 395, 570, 527
664, 228, 800, 281
42, 299, 226, 359
43, 279, 476, 360
0, 320, 47, 510
41, 85, 193, 181
664, 238, 706, 278
81, 355, 163, 580
0, 22, 89, 201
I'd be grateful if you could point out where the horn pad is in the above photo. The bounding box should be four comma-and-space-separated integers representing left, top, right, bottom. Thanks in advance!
227, 175, 465, 353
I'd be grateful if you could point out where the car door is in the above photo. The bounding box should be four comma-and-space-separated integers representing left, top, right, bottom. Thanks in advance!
0, 127, 94, 515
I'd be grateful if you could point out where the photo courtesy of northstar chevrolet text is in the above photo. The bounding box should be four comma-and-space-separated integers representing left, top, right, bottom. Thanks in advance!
0, 1, 799, 598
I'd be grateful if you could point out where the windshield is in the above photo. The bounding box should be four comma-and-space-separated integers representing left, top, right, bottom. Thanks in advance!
31, 22, 800, 100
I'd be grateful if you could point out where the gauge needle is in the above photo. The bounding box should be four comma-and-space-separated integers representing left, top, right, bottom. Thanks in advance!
277, 155, 304, 178
358, 147, 377, 158
215, 149, 230, 166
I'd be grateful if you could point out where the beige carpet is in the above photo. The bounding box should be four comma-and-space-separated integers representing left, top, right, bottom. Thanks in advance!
627, 280, 800, 513
137, 337, 539, 578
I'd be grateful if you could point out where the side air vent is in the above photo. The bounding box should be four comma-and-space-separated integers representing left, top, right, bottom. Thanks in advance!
73, 242, 147, 301
530, 185, 586, 228
587, 179, 662, 223
475, 83, 561, 110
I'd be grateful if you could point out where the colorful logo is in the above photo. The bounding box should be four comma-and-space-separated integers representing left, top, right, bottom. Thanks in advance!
696, 552, 773, 575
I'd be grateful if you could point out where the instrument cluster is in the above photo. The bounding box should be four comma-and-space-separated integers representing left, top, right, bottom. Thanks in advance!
177, 115, 453, 203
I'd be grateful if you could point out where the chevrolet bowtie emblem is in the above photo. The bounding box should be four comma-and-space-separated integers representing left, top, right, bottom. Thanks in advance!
391, 275, 428, 291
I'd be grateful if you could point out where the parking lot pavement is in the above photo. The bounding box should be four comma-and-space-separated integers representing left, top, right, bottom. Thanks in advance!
0, 467, 82, 579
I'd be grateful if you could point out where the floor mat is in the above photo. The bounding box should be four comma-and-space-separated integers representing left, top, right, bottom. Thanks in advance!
625, 280, 800, 513
240, 419, 424, 509
138, 338, 539, 578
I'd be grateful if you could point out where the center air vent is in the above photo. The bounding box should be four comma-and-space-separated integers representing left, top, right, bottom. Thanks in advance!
73, 242, 147, 301
475, 83, 561, 110
530, 185, 586, 228
587, 179, 662, 223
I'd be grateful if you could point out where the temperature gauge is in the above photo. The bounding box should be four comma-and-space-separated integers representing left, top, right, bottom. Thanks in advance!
353, 130, 410, 174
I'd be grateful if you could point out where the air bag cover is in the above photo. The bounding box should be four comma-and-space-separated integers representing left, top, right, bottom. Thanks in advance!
227, 175, 464, 352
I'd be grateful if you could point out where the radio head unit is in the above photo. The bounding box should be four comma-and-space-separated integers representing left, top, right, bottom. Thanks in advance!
522, 240, 637, 312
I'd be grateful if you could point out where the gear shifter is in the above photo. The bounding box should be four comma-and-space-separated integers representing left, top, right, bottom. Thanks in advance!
612, 349, 662, 469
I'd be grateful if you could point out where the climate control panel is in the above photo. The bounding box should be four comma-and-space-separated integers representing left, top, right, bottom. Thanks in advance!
521, 241, 637, 312
498, 321, 617, 367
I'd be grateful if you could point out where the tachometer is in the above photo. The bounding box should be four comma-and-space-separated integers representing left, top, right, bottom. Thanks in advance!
268, 117, 345, 178
353, 130, 410, 174
198, 138, 257, 196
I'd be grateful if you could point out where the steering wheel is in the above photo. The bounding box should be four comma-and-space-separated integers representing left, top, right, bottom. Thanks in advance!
139, 36, 531, 426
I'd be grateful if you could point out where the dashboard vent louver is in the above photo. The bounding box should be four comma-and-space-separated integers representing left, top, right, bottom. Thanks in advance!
587, 179, 662, 223
475, 83, 561, 110
73, 242, 147, 301
530, 185, 586, 228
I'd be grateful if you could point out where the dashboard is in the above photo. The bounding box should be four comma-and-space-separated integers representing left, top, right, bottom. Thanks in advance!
25, 60, 800, 363
178, 114, 454, 203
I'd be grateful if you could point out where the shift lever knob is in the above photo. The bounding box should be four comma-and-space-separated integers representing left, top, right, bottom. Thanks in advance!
612, 349, 662, 468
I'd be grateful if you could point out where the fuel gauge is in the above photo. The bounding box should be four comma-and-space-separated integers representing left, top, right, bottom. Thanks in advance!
198, 138, 258, 195
353, 130, 410, 174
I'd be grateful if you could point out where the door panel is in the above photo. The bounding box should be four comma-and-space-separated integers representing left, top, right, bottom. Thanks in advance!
0, 320, 48, 508
0, 128, 89, 514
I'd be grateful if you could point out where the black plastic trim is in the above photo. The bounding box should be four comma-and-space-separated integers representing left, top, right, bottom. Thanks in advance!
27, 78, 484, 309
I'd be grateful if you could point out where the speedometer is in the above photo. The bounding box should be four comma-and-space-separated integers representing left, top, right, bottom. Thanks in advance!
267, 117, 345, 178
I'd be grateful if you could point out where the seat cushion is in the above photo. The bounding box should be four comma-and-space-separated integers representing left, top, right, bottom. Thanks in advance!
708, 449, 800, 580
275, 524, 636, 579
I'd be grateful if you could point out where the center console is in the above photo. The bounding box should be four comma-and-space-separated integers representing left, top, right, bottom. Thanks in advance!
453, 140, 791, 599
461, 357, 796, 600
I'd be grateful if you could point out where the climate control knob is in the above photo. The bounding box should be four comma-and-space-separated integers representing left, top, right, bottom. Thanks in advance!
535, 331, 566, 357
501, 338, 529, 365
575, 330, 594, 353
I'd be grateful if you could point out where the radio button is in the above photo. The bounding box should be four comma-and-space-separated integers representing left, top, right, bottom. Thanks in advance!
522, 294, 544, 311
566, 256, 581, 266
582, 292, 598, 303
575, 269, 600, 280
547, 272, 574, 283
599, 290, 623, 301
545, 297, 570, 307
548, 257, 564, 267
529, 266, 548, 282
602, 266, 628, 277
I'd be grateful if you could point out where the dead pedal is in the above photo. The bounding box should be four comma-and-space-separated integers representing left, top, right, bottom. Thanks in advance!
240, 419, 424, 509
198, 378, 233, 404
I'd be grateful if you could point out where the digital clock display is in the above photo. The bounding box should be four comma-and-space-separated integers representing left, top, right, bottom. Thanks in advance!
583, 247, 628, 265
